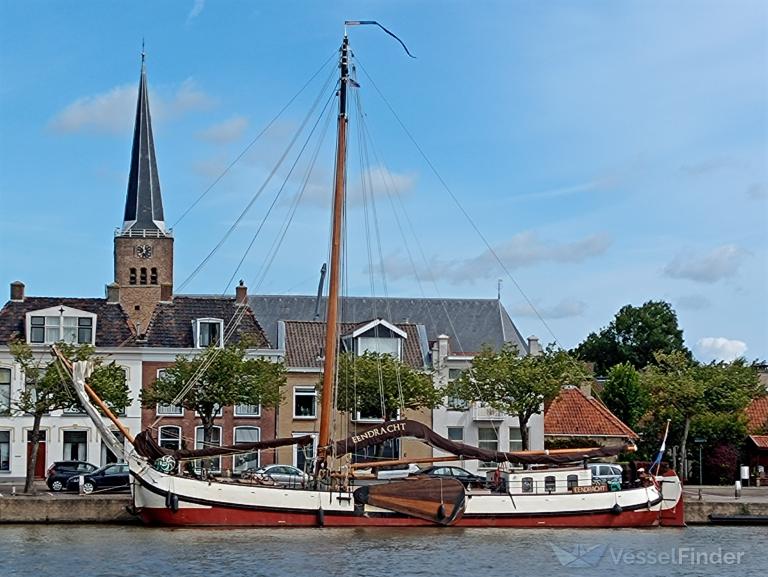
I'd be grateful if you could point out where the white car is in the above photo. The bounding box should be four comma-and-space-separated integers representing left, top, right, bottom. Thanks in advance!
588, 463, 623, 485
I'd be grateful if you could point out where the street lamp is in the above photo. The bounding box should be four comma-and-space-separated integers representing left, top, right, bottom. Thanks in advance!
694, 438, 706, 485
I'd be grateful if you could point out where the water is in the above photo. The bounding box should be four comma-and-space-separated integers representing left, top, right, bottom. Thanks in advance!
2, 525, 766, 577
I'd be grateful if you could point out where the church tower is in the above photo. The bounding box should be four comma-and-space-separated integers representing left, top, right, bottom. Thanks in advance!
113, 53, 174, 334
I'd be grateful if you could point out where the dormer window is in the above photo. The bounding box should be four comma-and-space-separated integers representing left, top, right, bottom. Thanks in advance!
345, 319, 406, 361
193, 318, 224, 348
26, 306, 96, 345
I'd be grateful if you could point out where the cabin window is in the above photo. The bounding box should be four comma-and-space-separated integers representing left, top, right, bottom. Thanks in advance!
29, 313, 96, 345
478, 427, 498, 468
509, 427, 523, 451
293, 387, 317, 418
447, 427, 464, 442
234, 404, 261, 417
233, 427, 260, 473
63, 430, 88, 461
158, 426, 181, 451
567, 474, 579, 490
544, 475, 556, 493
0, 368, 10, 415
194, 426, 222, 472
194, 319, 224, 348
521, 477, 533, 493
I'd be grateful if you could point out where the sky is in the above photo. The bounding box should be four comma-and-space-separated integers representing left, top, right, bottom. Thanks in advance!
0, 0, 766, 363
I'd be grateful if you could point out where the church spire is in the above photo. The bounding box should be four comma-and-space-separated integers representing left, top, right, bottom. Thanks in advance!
121, 51, 166, 235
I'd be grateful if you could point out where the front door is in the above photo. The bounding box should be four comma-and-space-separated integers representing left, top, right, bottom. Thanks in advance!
26, 430, 47, 479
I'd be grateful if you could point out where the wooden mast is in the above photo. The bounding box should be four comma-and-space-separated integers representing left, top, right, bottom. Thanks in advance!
317, 34, 350, 460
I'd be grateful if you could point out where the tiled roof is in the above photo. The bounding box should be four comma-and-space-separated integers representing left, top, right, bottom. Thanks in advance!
746, 396, 768, 434
544, 386, 638, 439
0, 297, 135, 347
144, 296, 269, 348
748, 435, 768, 449
282, 320, 426, 369
249, 295, 527, 355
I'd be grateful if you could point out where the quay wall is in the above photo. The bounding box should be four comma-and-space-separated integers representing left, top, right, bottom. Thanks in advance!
684, 499, 768, 524
0, 495, 136, 524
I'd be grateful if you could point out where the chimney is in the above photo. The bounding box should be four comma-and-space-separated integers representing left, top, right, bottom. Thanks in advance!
160, 283, 173, 303
527, 335, 542, 356
437, 334, 450, 361
580, 381, 592, 398
10, 281, 24, 302
105, 283, 120, 304
236, 279, 247, 305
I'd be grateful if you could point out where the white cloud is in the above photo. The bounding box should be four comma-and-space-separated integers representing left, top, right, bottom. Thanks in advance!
197, 116, 249, 143
696, 337, 748, 362
664, 244, 747, 283
374, 231, 611, 284
510, 298, 587, 319
298, 165, 416, 208
49, 78, 212, 134
187, 0, 205, 21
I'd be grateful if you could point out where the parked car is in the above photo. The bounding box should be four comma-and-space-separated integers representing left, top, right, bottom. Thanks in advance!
65, 463, 130, 494
417, 466, 488, 488
588, 463, 623, 485
247, 464, 309, 487
46, 461, 98, 492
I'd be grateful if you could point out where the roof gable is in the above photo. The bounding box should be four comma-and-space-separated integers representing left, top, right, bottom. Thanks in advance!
746, 397, 768, 434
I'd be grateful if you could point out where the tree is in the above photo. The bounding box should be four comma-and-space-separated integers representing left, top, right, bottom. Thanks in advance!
335, 351, 441, 421
640, 352, 761, 480
600, 362, 647, 430
10, 340, 130, 494
141, 342, 285, 472
446, 344, 592, 451
574, 301, 690, 374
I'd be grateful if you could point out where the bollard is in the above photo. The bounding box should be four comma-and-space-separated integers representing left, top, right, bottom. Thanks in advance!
11, 486, 16, 496
78, 474, 84, 495
734, 480, 742, 499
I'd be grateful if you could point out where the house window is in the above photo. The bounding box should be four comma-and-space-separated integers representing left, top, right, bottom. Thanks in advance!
0, 368, 10, 415
447, 427, 464, 442
129, 268, 137, 285
63, 430, 88, 461
293, 432, 317, 472
509, 427, 523, 452
29, 314, 95, 345
194, 426, 222, 472
0, 431, 10, 471
158, 426, 181, 451
150, 267, 158, 285
234, 404, 261, 417
140, 268, 147, 285
478, 427, 498, 468
233, 427, 260, 473
293, 387, 317, 418
194, 319, 224, 348
446, 369, 468, 410
357, 336, 400, 359
154, 369, 183, 416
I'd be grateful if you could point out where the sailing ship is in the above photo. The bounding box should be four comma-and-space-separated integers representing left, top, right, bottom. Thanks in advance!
64, 24, 685, 528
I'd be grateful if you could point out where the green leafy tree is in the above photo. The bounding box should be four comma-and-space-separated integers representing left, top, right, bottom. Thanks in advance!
446, 344, 592, 450
574, 301, 690, 374
141, 343, 285, 471
640, 352, 761, 480
336, 351, 441, 421
600, 362, 647, 430
10, 340, 130, 493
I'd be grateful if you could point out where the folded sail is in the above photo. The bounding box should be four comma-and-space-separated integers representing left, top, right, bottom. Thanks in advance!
332, 420, 630, 464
